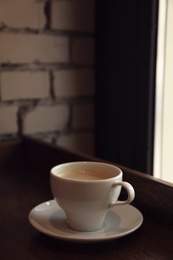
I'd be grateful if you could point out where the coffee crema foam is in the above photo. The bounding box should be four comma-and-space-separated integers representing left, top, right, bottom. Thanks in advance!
58, 170, 115, 180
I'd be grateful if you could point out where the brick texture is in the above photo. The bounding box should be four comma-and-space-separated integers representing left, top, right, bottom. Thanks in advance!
0, 33, 69, 63
0, 0, 46, 29
0, 106, 18, 134
53, 69, 95, 98
51, 0, 95, 32
1, 71, 50, 101
22, 105, 70, 134
0, 0, 96, 155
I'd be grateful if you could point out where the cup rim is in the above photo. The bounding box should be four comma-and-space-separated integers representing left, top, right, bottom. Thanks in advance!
50, 161, 122, 183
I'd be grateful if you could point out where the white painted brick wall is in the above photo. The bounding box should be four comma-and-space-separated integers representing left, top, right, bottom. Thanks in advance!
22, 105, 70, 134
0, 106, 18, 134
72, 38, 95, 64
0, 33, 69, 63
53, 69, 95, 98
57, 132, 95, 154
51, 0, 95, 32
0, 0, 96, 155
1, 71, 50, 101
0, 0, 46, 29
72, 103, 95, 129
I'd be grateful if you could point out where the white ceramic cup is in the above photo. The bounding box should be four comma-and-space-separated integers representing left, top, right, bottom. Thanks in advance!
50, 161, 135, 232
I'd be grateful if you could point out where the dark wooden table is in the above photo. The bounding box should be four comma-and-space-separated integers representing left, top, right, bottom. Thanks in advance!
1, 136, 173, 259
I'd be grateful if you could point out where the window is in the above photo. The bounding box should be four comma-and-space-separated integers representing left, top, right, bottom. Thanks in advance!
154, 0, 173, 183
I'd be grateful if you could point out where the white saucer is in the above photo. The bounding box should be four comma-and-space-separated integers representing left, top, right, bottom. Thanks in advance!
29, 200, 143, 243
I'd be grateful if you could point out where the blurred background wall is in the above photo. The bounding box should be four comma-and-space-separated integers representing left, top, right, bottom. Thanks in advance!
0, 0, 95, 155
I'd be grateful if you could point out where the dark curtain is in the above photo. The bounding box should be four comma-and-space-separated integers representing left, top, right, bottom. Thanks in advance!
95, 0, 158, 174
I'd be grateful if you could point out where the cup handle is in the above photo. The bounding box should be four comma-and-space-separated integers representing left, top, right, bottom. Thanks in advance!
108, 181, 135, 208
